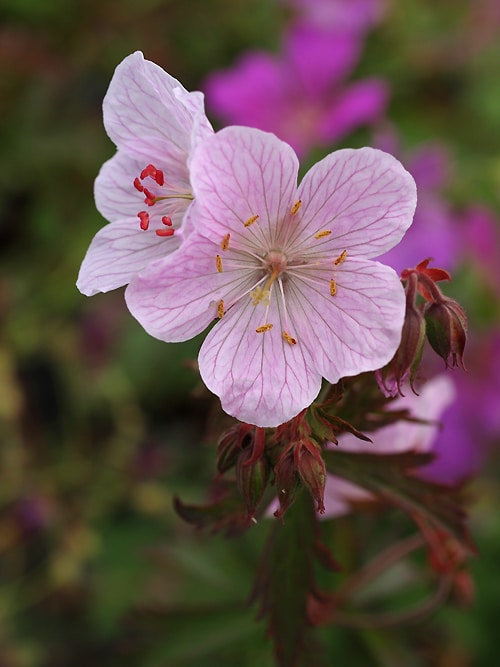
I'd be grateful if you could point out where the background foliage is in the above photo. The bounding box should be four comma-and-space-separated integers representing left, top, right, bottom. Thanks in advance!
1, 0, 500, 665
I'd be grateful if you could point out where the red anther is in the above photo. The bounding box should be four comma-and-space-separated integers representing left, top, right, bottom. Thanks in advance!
155, 228, 175, 237
143, 188, 156, 205
133, 177, 144, 192
153, 169, 164, 186
140, 164, 157, 180
161, 215, 173, 226
137, 211, 150, 231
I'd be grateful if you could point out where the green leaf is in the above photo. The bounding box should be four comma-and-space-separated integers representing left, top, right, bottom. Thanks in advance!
250, 492, 329, 667
323, 450, 475, 553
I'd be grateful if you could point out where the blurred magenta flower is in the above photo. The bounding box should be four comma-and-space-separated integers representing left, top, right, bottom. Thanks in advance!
203, 23, 388, 157
422, 330, 500, 484
77, 51, 213, 296
374, 134, 460, 273
461, 205, 500, 298
322, 374, 456, 517
125, 126, 416, 427
283, 0, 385, 33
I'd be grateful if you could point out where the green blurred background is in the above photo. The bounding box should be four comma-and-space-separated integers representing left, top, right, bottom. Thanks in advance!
1, 0, 500, 665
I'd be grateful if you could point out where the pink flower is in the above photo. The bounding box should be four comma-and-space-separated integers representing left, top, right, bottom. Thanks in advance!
77, 51, 213, 296
323, 374, 456, 517
283, 0, 385, 33
203, 24, 388, 157
126, 126, 416, 427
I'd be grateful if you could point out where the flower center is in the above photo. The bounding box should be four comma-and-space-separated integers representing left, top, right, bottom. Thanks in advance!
133, 163, 193, 237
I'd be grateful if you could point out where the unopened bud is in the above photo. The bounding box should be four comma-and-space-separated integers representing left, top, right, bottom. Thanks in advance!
425, 297, 467, 369
296, 440, 326, 514
273, 448, 302, 519
377, 272, 426, 396
216, 423, 254, 474
236, 446, 270, 515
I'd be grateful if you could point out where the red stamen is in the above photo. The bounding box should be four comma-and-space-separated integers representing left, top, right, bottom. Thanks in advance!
134, 177, 144, 192
154, 169, 164, 186
161, 215, 173, 226
140, 164, 157, 180
155, 228, 175, 237
137, 211, 150, 231
143, 188, 156, 206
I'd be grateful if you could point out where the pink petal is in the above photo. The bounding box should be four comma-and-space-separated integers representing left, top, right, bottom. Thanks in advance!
77, 219, 179, 296
336, 374, 456, 454
198, 295, 321, 427
318, 78, 389, 144
287, 258, 405, 382
189, 126, 299, 246
103, 51, 212, 167
285, 24, 362, 98
293, 147, 417, 258
125, 232, 256, 342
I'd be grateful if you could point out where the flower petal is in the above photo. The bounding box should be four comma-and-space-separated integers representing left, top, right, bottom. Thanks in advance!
337, 374, 457, 454
125, 232, 257, 342
198, 294, 321, 427
189, 126, 299, 248
103, 51, 212, 166
291, 147, 416, 258
77, 219, 179, 296
287, 257, 405, 382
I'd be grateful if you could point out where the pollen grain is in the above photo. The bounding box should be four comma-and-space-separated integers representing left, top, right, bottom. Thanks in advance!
256, 323, 273, 333
334, 249, 347, 266
283, 331, 297, 345
315, 229, 332, 239
244, 214, 259, 227
216, 255, 223, 273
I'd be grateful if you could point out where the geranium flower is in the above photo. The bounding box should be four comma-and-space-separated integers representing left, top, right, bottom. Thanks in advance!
203, 23, 388, 157
77, 51, 213, 296
282, 0, 385, 33
126, 126, 416, 427
322, 374, 456, 517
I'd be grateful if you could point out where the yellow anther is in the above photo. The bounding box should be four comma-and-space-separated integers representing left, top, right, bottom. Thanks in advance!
283, 331, 297, 345
250, 286, 271, 307
290, 199, 302, 215
330, 279, 337, 297
217, 300, 225, 319
221, 233, 230, 251
334, 249, 347, 266
216, 254, 223, 273
256, 323, 273, 333
244, 214, 259, 227
314, 229, 332, 239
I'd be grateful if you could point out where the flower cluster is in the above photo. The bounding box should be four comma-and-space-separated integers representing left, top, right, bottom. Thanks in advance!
78, 52, 417, 428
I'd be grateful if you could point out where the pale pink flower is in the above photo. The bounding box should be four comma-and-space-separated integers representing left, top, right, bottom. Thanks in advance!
323, 374, 456, 517
126, 126, 417, 427
77, 51, 213, 296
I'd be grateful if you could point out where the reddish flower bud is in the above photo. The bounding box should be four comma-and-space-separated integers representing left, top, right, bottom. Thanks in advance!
236, 445, 270, 515
273, 447, 302, 519
216, 423, 253, 474
424, 297, 467, 369
295, 440, 326, 514
376, 272, 426, 396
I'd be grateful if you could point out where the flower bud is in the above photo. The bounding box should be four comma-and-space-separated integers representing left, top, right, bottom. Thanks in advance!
295, 440, 326, 514
377, 272, 426, 396
273, 447, 302, 519
216, 423, 253, 474
424, 297, 467, 369
236, 445, 270, 515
